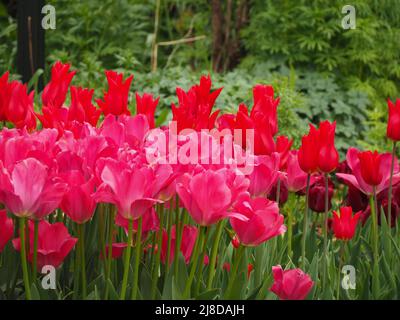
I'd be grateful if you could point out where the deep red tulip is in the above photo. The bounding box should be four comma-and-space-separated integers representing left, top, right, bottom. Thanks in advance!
270, 265, 314, 300
298, 124, 319, 174
96, 70, 133, 116
317, 121, 339, 173
42, 61, 76, 109
332, 207, 361, 240
345, 184, 369, 213
136, 92, 159, 129
358, 151, 384, 186
361, 199, 399, 228
387, 98, 400, 141
0, 209, 13, 253
230, 193, 286, 246
12, 220, 77, 269
267, 177, 289, 205
308, 175, 334, 213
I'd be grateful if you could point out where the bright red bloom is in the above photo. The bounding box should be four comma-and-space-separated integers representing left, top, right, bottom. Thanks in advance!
136, 92, 159, 129
231, 235, 240, 248
230, 193, 286, 246
68, 86, 101, 127
387, 98, 400, 141
42, 61, 76, 108
275, 135, 293, 170
270, 265, 314, 300
12, 220, 77, 269
247, 263, 254, 279
96, 70, 133, 116
101, 243, 128, 260
332, 207, 361, 241
172, 75, 222, 132
161, 225, 198, 265
0, 71, 10, 121
2, 81, 37, 130
358, 151, 384, 186
298, 124, 319, 174
0, 209, 13, 253
317, 121, 339, 173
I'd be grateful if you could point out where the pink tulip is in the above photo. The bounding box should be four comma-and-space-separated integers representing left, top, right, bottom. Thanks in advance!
247, 153, 279, 197
336, 147, 400, 195
115, 207, 159, 238
12, 220, 77, 269
283, 150, 311, 193
0, 158, 66, 219
60, 170, 97, 224
176, 169, 248, 226
95, 158, 160, 220
230, 193, 286, 246
270, 265, 314, 300
0, 209, 13, 253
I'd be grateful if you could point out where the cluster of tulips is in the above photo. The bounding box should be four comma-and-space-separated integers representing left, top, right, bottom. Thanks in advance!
0, 61, 399, 300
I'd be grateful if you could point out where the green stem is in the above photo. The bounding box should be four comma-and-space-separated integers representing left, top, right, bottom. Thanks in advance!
337, 241, 345, 300
32, 220, 39, 280
183, 226, 205, 299
19, 218, 31, 300
301, 174, 311, 269
165, 199, 174, 271
131, 216, 143, 300
388, 141, 396, 236
224, 245, 245, 299
78, 223, 87, 299
370, 188, 380, 298
206, 220, 225, 290
120, 219, 133, 300
104, 205, 115, 300
287, 193, 297, 259
195, 227, 210, 295
151, 206, 164, 299
322, 173, 329, 290
73, 223, 81, 300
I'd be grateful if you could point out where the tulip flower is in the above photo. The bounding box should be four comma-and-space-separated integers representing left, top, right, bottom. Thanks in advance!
176, 169, 248, 226
42, 61, 76, 108
308, 175, 334, 213
230, 193, 286, 246
95, 159, 160, 220
358, 151, 384, 186
269, 265, 314, 300
247, 153, 279, 197
172, 75, 222, 132
96, 70, 133, 116
345, 184, 369, 213
275, 135, 293, 170
68, 86, 101, 127
101, 243, 128, 260
332, 207, 361, 241
317, 121, 339, 173
13, 220, 77, 269
136, 92, 159, 129
0, 158, 66, 219
115, 207, 159, 239
267, 178, 288, 205
0, 71, 10, 122
0, 209, 13, 253
387, 98, 400, 141
283, 150, 311, 193
298, 124, 319, 174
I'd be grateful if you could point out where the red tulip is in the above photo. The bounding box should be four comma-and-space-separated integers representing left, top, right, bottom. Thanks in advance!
42, 61, 76, 109
275, 135, 293, 170
230, 193, 286, 246
247, 263, 254, 279
96, 70, 133, 116
172, 75, 222, 132
336, 148, 400, 196
0, 209, 13, 253
358, 151, 384, 186
270, 265, 314, 300
0, 71, 10, 121
101, 243, 128, 260
68, 86, 101, 127
332, 207, 361, 241
298, 124, 319, 174
12, 220, 77, 269
387, 98, 400, 141
136, 92, 159, 129
317, 121, 339, 173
